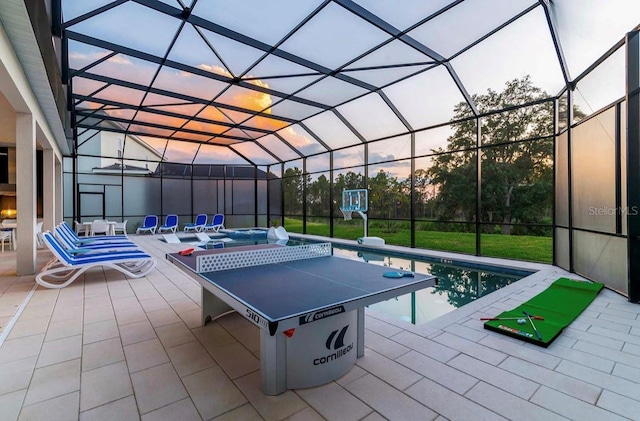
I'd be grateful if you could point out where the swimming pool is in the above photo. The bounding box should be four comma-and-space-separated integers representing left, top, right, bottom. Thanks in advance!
331, 247, 532, 324
221, 228, 270, 238
167, 234, 532, 324
201, 238, 308, 248
163, 228, 272, 246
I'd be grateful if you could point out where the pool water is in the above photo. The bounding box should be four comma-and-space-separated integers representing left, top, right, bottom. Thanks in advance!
222, 228, 269, 238
194, 236, 531, 325
331, 247, 530, 324
202, 238, 308, 248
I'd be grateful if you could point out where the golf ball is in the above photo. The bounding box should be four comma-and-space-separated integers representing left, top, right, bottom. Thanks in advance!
517, 318, 526, 325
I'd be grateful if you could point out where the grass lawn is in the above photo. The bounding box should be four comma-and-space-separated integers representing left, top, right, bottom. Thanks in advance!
283, 218, 552, 263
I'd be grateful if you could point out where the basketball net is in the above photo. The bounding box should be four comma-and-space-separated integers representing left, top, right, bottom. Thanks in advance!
340, 208, 352, 220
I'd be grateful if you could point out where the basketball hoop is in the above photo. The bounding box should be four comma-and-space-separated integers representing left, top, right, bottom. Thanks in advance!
341, 189, 368, 236
340, 208, 352, 220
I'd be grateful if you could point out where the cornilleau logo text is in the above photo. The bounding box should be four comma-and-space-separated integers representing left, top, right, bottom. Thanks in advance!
313, 325, 353, 365
300, 306, 345, 325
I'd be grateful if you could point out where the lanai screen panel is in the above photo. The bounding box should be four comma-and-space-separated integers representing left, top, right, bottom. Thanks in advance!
62, 1, 638, 164
60, 0, 640, 267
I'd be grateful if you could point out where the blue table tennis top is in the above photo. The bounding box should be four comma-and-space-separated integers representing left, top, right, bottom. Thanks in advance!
196, 255, 435, 321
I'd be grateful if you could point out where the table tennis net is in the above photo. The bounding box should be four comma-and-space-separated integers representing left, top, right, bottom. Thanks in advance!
196, 242, 332, 273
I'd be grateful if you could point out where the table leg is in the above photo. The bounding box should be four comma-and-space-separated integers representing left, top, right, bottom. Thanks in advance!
201, 288, 234, 326
357, 307, 365, 358
260, 329, 287, 395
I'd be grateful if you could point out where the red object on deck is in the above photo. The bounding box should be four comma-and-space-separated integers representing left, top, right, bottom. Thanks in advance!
178, 248, 195, 256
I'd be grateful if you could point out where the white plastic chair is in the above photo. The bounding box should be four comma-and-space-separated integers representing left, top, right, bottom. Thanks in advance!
36, 221, 44, 249
74, 220, 89, 236
113, 220, 128, 236
56, 222, 133, 246
0, 229, 12, 252
90, 220, 110, 236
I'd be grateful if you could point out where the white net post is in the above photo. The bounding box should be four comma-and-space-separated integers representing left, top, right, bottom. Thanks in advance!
357, 211, 368, 237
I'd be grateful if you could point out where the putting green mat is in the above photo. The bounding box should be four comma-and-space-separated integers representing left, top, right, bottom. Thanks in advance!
484, 278, 604, 347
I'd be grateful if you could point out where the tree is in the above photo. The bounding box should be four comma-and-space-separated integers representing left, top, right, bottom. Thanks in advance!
429, 265, 518, 308
414, 168, 438, 219
307, 174, 330, 216
427, 76, 554, 234
282, 167, 304, 215
368, 169, 403, 219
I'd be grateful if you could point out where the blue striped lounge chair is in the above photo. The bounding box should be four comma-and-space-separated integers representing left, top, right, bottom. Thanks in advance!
37, 232, 156, 289
59, 221, 129, 244
54, 225, 138, 252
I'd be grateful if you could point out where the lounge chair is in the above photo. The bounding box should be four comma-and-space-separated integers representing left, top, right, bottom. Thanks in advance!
136, 215, 158, 235
184, 214, 207, 233
194, 232, 211, 243
185, 232, 213, 247
267, 226, 289, 241
158, 214, 178, 234
59, 222, 128, 244
37, 232, 156, 289
189, 232, 223, 248
55, 225, 137, 252
203, 214, 225, 232
162, 233, 181, 243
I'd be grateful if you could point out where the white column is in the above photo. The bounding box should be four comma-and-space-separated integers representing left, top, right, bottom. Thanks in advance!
43, 149, 55, 231
55, 157, 63, 226
16, 112, 36, 275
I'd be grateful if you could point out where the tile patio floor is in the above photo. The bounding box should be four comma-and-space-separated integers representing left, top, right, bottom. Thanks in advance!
0, 234, 639, 420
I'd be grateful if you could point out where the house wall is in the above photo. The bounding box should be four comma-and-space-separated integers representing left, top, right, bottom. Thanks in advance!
75, 129, 160, 173
100, 131, 160, 172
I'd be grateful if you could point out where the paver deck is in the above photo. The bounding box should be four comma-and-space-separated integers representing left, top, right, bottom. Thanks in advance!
0, 234, 638, 420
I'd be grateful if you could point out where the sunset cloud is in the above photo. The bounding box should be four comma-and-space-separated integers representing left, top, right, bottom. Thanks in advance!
107, 55, 132, 65
278, 125, 323, 155
71, 52, 318, 161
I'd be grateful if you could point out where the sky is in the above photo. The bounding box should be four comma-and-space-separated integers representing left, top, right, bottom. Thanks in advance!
64, 0, 640, 177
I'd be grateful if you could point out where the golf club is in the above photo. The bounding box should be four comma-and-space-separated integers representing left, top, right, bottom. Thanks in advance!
523, 311, 543, 341
481, 315, 544, 321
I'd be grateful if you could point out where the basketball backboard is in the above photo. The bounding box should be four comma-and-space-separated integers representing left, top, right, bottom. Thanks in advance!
341, 189, 368, 212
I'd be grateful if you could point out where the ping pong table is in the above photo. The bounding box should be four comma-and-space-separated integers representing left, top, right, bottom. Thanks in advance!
166, 242, 437, 395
